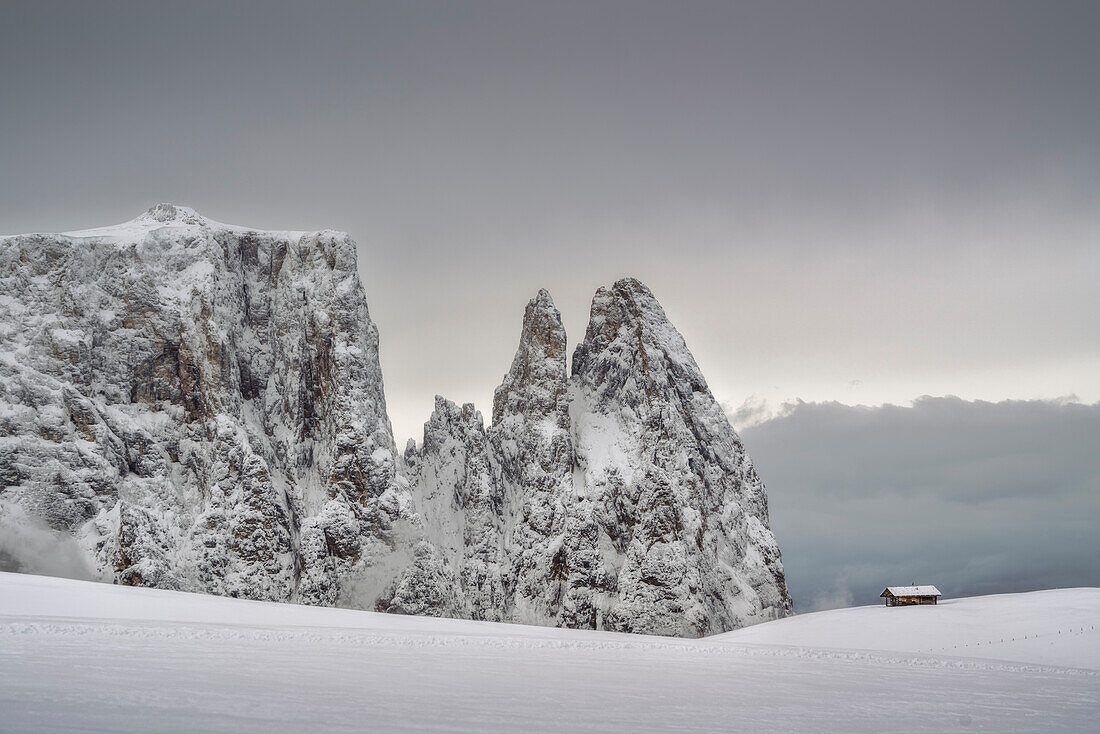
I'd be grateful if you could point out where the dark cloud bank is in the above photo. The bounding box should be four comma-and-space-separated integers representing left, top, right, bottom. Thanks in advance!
741, 396, 1100, 611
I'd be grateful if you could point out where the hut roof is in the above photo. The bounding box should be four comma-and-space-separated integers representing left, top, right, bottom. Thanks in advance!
881, 585, 941, 597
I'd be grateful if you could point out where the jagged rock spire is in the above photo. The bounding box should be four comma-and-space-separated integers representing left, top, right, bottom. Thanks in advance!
569, 277, 791, 635
571, 277, 708, 404
492, 288, 569, 427
487, 289, 576, 624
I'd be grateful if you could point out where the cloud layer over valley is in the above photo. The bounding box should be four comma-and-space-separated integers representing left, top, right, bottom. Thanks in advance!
740, 396, 1100, 611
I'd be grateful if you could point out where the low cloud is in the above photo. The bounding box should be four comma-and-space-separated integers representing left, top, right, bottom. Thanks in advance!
726, 395, 777, 431
740, 396, 1100, 612
0, 500, 96, 582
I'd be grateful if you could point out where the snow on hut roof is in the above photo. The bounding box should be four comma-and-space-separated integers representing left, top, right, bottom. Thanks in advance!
881, 586, 941, 597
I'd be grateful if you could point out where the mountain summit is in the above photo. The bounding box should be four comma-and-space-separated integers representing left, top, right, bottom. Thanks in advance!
0, 208, 789, 636
132, 203, 208, 226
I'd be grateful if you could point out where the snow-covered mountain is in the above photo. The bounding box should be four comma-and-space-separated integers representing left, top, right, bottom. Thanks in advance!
0, 205, 789, 635
0, 203, 424, 610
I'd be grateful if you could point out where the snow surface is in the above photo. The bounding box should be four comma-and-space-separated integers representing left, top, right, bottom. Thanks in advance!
54, 203, 313, 241
1, 573, 1095, 733
719, 588, 1100, 670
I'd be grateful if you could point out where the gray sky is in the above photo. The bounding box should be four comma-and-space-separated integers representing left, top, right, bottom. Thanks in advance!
2, 1, 1098, 608
2, 5, 1097, 438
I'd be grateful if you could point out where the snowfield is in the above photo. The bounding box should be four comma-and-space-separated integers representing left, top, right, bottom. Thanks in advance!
0, 573, 1096, 733
718, 588, 1100, 670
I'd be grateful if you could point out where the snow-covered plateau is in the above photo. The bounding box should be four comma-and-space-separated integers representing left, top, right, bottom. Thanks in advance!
0, 573, 1095, 733
0, 205, 788, 636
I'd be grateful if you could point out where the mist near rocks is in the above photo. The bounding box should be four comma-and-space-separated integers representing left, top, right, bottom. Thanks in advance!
740, 396, 1100, 611
0, 501, 96, 582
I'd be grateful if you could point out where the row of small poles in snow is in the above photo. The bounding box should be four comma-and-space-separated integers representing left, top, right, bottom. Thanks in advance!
928, 625, 1094, 652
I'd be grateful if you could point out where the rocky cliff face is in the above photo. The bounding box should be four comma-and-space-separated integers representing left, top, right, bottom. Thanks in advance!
0, 205, 789, 635
401, 397, 505, 621
0, 204, 421, 608
569, 279, 790, 634
409, 283, 791, 634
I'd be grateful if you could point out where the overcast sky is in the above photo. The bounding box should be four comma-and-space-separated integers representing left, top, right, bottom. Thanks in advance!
741, 397, 1099, 610
2, 1, 1097, 444
2, 2, 1097, 600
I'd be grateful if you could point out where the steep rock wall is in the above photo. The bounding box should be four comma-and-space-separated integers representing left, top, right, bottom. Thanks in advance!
0, 205, 438, 609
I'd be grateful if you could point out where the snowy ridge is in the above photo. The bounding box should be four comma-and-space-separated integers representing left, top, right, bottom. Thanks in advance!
57, 203, 313, 240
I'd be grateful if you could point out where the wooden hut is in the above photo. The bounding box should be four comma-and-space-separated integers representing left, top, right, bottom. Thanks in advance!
880, 585, 941, 607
